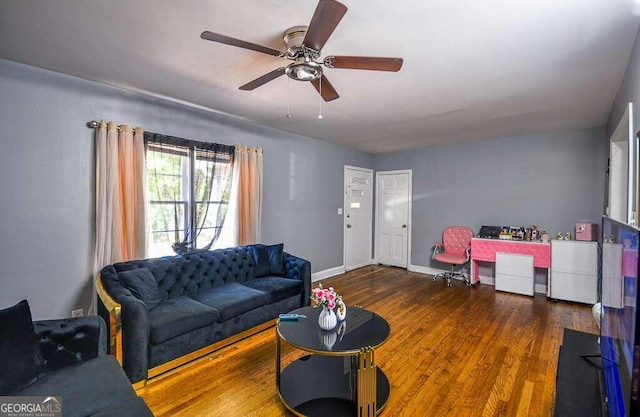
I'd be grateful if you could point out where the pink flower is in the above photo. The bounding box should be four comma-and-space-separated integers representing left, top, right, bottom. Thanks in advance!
310, 284, 343, 310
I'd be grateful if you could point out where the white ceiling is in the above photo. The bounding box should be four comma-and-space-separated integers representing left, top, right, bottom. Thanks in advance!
1, 0, 638, 153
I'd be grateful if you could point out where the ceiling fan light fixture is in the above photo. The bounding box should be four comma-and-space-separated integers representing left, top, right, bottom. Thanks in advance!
283, 26, 308, 56
286, 61, 322, 81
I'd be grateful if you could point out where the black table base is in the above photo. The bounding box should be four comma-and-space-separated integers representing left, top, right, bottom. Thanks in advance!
275, 306, 391, 417
278, 355, 390, 416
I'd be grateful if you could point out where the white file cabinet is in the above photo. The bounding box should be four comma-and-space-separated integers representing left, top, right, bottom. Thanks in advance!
550, 240, 597, 304
602, 243, 623, 308
495, 252, 534, 296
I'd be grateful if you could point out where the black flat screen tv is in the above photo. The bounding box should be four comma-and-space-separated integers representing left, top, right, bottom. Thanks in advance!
600, 215, 640, 417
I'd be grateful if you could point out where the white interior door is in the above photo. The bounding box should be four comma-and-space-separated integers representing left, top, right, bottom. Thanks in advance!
608, 102, 635, 225
344, 166, 373, 271
375, 170, 411, 268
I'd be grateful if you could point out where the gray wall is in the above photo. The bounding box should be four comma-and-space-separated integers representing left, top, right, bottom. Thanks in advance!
0, 59, 372, 319
608, 26, 640, 137
373, 127, 607, 278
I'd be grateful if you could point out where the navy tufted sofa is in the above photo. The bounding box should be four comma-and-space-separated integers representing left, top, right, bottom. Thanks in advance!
97, 244, 310, 385
14, 316, 153, 416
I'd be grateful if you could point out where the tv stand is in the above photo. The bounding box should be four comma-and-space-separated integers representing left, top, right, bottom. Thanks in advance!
554, 328, 603, 417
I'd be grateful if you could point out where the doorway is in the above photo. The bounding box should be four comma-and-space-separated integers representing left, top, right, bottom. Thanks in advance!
608, 102, 635, 225
375, 170, 412, 268
344, 166, 373, 271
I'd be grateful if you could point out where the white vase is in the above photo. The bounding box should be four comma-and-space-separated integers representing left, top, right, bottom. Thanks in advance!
336, 299, 347, 321
319, 329, 338, 350
592, 302, 603, 328
318, 306, 337, 330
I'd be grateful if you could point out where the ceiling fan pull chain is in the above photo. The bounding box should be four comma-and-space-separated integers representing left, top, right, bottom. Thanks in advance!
318, 74, 323, 120
287, 77, 291, 119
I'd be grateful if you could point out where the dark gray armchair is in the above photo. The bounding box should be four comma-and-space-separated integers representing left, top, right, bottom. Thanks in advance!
2, 310, 153, 417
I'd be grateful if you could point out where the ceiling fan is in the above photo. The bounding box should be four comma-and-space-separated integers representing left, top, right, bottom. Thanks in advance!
200, 0, 403, 102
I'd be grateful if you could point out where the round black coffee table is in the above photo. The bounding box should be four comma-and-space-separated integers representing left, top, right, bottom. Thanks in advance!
276, 306, 390, 416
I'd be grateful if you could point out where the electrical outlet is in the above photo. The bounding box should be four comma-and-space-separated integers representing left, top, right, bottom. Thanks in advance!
71, 309, 84, 318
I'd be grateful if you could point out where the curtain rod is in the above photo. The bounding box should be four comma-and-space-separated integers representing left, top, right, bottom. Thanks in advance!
87, 120, 235, 153
86, 120, 184, 143
87, 120, 143, 131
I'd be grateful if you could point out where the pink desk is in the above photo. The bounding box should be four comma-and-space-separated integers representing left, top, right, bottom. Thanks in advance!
470, 238, 551, 290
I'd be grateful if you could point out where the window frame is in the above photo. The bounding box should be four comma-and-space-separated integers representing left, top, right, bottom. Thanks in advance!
145, 136, 233, 256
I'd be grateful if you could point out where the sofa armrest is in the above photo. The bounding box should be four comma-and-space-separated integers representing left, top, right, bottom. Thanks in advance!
283, 253, 311, 307
34, 316, 106, 373
96, 274, 122, 363
97, 271, 151, 384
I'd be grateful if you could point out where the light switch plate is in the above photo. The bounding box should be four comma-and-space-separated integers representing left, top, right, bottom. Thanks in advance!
337, 208, 343, 215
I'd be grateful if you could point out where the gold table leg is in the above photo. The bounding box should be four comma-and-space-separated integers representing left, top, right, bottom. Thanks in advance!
275, 324, 281, 389
357, 346, 377, 417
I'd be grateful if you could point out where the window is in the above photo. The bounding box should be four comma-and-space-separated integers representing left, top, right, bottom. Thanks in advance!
145, 135, 233, 257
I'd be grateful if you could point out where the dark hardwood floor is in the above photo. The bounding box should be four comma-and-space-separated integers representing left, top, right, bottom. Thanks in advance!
138, 265, 597, 416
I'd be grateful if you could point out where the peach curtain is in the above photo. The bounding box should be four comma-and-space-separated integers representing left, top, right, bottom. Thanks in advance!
236, 145, 263, 245
94, 120, 147, 274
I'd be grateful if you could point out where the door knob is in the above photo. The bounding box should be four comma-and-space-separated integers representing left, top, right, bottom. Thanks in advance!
347, 224, 352, 228
402, 224, 407, 228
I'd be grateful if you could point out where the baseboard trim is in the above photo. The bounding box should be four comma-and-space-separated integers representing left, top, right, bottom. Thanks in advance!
345, 260, 373, 272
480, 275, 547, 294
535, 284, 547, 295
407, 264, 446, 276
407, 264, 467, 282
395, 265, 548, 293
479, 275, 494, 285
312, 265, 346, 282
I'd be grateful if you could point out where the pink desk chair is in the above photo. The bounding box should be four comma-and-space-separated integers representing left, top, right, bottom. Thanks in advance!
432, 226, 474, 286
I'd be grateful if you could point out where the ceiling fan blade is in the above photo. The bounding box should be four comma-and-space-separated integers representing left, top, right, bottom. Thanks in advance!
310, 75, 340, 101
325, 56, 404, 72
303, 0, 348, 52
201, 31, 283, 57
239, 68, 286, 90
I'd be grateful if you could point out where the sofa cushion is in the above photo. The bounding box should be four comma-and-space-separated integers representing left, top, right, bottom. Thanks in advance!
252, 244, 285, 277
0, 300, 43, 395
148, 297, 220, 344
251, 245, 270, 277
118, 267, 162, 309
194, 282, 268, 322
240, 277, 303, 304
16, 355, 152, 417
266, 244, 285, 275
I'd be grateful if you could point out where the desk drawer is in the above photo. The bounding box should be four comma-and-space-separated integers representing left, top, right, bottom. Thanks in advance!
551, 241, 597, 274
550, 271, 597, 304
495, 253, 534, 296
